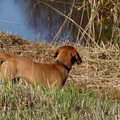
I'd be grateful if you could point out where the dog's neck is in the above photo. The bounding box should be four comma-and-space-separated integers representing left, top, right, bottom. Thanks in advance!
56, 60, 70, 72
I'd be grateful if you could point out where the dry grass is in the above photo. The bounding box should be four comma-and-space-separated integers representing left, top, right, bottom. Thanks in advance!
0, 31, 120, 119
69, 44, 120, 101
0, 79, 119, 120
0, 31, 120, 101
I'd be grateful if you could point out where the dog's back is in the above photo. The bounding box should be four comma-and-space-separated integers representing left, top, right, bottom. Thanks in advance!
0, 53, 11, 60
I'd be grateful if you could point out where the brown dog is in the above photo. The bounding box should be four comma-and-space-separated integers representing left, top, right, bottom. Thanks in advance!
0, 46, 82, 88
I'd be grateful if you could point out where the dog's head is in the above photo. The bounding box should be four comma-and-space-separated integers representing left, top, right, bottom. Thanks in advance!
54, 46, 82, 65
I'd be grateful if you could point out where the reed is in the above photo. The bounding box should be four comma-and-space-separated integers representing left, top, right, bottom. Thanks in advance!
35, 0, 120, 47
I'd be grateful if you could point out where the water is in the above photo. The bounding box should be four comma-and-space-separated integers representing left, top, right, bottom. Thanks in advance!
0, 0, 88, 43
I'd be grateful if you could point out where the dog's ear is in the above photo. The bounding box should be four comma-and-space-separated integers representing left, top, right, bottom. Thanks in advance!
72, 49, 82, 64
54, 48, 60, 58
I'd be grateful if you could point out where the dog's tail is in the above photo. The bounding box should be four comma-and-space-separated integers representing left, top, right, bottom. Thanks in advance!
0, 53, 11, 60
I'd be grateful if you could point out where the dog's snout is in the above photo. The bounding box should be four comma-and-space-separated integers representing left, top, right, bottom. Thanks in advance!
77, 59, 82, 64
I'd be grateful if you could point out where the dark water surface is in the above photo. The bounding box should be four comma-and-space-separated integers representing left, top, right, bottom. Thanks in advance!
0, 0, 88, 43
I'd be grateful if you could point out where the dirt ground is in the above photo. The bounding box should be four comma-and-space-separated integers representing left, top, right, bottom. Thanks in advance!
0, 31, 120, 101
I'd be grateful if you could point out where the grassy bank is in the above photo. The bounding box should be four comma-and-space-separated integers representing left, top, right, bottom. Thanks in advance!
0, 31, 120, 119
0, 79, 120, 120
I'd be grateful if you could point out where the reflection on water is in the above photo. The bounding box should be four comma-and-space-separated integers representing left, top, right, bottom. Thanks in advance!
0, 0, 88, 42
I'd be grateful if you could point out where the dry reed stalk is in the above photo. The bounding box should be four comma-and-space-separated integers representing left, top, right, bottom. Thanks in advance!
33, 1, 96, 44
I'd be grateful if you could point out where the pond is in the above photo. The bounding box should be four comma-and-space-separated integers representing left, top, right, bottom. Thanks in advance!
0, 0, 88, 43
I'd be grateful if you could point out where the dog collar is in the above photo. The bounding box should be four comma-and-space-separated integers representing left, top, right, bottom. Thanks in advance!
56, 60, 70, 72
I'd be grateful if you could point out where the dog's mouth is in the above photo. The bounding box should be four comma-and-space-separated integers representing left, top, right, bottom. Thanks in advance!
77, 59, 82, 64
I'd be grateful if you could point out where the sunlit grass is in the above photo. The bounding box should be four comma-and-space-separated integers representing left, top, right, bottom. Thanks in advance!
0, 30, 120, 119
0, 78, 119, 120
